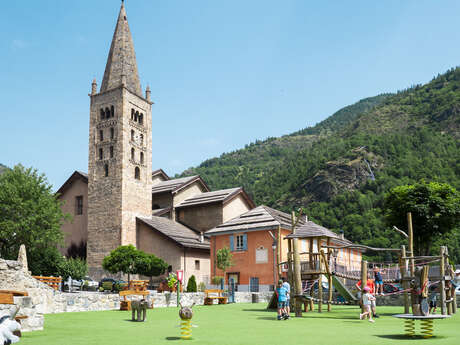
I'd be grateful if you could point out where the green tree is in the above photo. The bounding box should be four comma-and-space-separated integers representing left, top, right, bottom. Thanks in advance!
216, 247, 233, 281
59, 257, 88, 281
0, 164, 70, 274
102, 245, 141, 283
384, 181, 460, 255
28, 246, 65, 277
135, 252, 168, 279
186, 275, 197, 292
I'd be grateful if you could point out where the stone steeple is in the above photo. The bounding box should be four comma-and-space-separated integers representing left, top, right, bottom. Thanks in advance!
100, 1, 142, 97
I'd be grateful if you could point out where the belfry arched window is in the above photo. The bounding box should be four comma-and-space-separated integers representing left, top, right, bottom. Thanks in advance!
131, 148, 135, 160
140, 152, 144, 164
134, 167, 140, 180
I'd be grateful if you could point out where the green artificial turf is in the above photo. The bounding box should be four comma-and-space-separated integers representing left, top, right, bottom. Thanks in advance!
20, 304, 459, 345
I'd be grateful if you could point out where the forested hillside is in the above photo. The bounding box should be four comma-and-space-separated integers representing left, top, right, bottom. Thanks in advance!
182, 68, 460, 260
0, 164, 8, 175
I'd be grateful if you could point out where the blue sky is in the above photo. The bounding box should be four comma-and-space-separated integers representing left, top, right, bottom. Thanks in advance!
2, 0, 460, 190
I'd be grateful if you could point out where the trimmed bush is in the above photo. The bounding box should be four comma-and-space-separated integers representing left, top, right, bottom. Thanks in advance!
186, 275, 197, 292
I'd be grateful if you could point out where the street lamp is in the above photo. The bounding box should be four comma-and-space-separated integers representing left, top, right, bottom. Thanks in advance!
272, 241, 277, 290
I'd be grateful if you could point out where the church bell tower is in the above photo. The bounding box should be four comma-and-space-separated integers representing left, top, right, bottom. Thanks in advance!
87, 1, 153, 278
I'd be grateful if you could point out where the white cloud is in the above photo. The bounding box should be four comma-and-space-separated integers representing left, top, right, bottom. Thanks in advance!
12, 39, 27, 49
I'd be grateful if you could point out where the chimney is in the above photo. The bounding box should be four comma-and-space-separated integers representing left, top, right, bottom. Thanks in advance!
304, 215, 308, 223
339, 230, 345, 240
200, 232, 204, 243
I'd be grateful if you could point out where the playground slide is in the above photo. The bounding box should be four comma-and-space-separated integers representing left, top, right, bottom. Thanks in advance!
331, 275, 358, 302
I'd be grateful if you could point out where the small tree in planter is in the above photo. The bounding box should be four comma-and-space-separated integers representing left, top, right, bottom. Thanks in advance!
136, 251, 168, 283
102, 245, 141, 284
186, 275, 197, 292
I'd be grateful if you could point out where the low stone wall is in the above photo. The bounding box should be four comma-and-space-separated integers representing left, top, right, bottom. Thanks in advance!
40, 291, 273, 312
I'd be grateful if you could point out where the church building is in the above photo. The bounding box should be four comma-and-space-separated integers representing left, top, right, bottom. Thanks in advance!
57, 2, 254, 284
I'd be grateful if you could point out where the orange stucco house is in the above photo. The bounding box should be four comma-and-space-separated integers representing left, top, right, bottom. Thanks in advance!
207, 205, 304, 292
207, 205, 362, 292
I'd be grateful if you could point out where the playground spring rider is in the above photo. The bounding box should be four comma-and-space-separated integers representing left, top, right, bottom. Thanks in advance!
179, 302, 195, 340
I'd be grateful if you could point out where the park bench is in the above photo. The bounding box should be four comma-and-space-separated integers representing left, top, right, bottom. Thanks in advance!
0, 290, 29, 337
32, 276, 62, 290
119, 290, 150, 311
204, 289, 227, 305
129, 280, 149, 291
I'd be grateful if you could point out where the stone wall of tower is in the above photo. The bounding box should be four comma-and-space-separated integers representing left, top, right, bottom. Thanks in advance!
87, 88, 124, 278
87, 86, 152, 278
120, 88, 152, 247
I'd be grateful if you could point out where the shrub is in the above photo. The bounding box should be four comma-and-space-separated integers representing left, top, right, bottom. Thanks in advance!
186, 275, 197, 292
102, 281, 113, 291
198, 282, 206, 292
59, 257, 88, 281
212, 276, 224, 285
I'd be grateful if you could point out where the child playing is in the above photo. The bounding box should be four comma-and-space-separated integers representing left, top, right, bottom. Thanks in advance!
429, 284, 438, 314
373, 267, 384, 295
360, 286, 375, 322
276, 279, 288, 320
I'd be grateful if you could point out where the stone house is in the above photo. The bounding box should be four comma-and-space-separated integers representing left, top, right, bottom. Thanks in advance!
56, 2, 255, 285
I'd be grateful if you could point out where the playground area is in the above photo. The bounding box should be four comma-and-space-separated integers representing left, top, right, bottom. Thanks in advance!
17, 303, 460, 345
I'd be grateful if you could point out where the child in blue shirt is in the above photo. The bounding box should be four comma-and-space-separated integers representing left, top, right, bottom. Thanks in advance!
276, 279, 288, 320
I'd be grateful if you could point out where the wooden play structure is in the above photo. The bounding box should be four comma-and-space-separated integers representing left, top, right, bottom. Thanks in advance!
281, 211, 457, 322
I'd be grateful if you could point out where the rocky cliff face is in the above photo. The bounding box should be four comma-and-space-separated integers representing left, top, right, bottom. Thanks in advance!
298, 147, 383, 203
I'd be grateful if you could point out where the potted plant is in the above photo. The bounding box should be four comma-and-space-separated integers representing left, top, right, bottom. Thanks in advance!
167, 273, 178, 292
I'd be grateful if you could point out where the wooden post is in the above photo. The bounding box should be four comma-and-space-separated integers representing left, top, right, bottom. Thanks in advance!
321, 250, 332, 312
440, 246, 447, 315
287, 238, 293, 303
291, 211, 303, 317
318, 253, 323, 313
361, 259, 368, 313
450, 266, 457, 314
407, 212, 415, 277
309, 238, 313, 269
399, 245, 410, 314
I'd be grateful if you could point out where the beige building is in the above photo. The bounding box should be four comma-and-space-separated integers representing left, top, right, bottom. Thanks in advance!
57, 2, 254, 284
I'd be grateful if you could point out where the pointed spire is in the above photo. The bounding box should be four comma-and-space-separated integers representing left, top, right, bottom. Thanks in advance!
100, 1, 142, 96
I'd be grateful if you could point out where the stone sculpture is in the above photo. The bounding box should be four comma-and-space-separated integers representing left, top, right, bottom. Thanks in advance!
131, 299, 148, 322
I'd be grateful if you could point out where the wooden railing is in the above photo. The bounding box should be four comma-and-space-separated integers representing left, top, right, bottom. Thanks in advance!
33, 276, 62, 290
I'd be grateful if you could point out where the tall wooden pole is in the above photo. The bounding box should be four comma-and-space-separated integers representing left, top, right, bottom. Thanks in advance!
318, 250, 323, 313
440, 246, 447, 315
291, 211, 303, 317
450, 266, 457, 314
361, 259, 368, 313
400, 245, 410, 314
407, 212, 415, 277
321, 249, 332, 312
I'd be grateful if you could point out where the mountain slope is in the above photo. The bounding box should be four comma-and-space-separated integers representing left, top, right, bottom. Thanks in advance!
181, 94, 390, 198
181, 67, 460, 261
